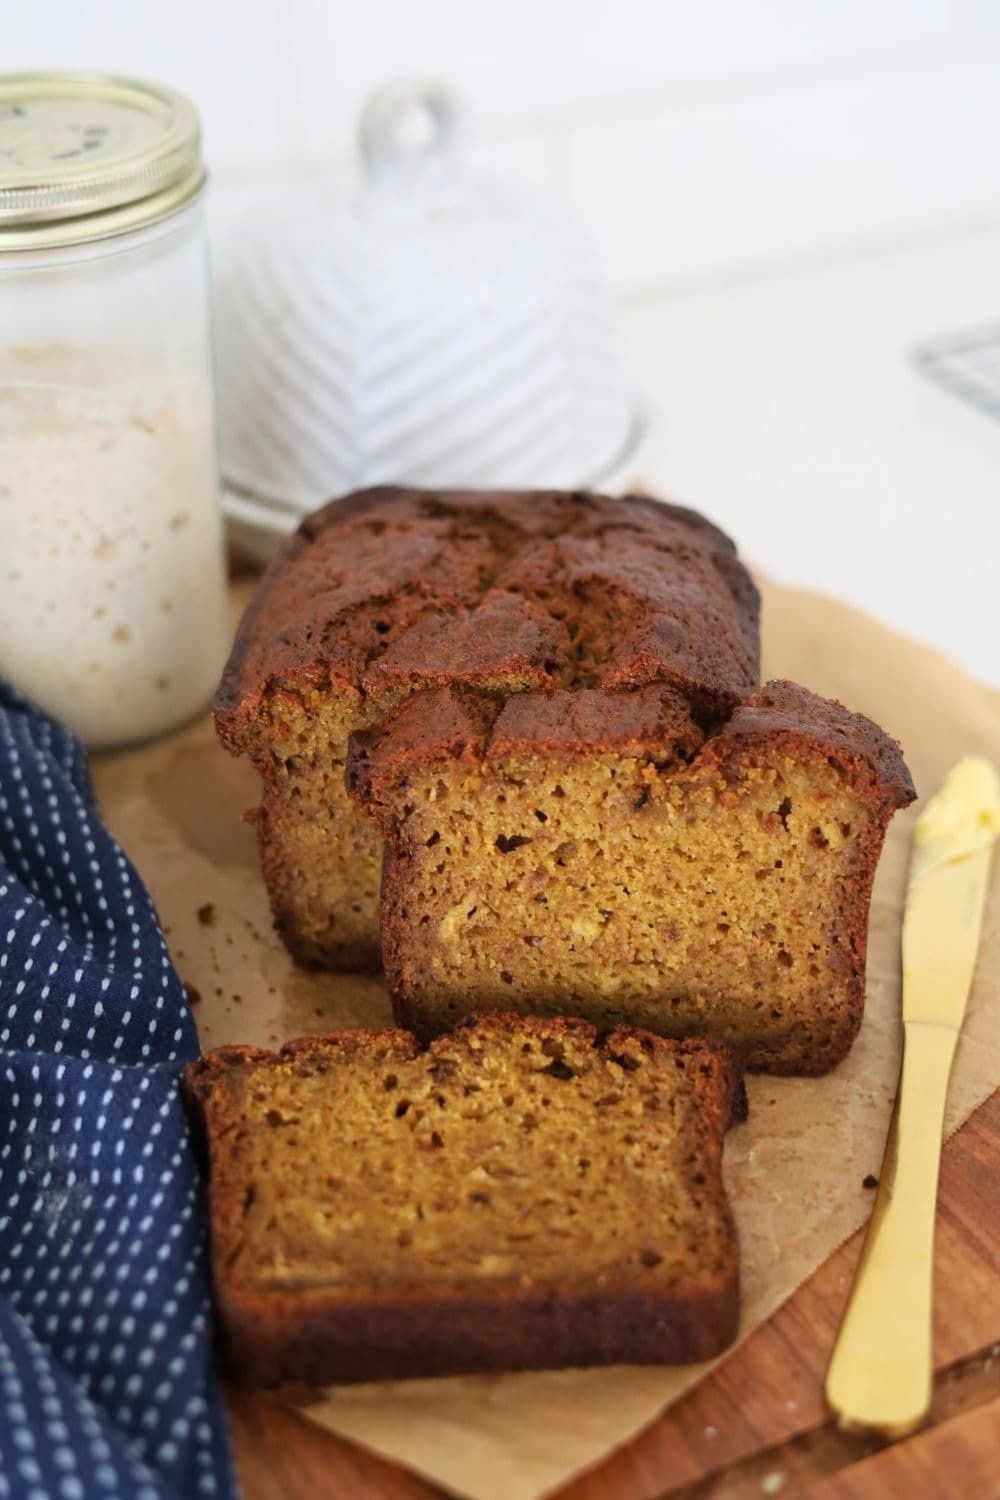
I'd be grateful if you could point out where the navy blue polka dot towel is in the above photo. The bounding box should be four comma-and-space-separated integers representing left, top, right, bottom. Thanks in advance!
0, 681, 235, 1500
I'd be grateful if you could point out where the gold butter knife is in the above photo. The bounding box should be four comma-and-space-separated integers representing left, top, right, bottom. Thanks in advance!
825, 755, 1000, 1437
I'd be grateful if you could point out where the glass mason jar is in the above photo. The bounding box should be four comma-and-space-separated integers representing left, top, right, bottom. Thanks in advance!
0, 72, 228, 749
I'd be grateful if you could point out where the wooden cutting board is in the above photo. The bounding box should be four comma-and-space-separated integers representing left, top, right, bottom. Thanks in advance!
229, 1085, 1000, 1499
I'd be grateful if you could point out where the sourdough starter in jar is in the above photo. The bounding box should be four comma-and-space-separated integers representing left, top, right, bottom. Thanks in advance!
0, 73, 228, 748
0, 343, 226, 746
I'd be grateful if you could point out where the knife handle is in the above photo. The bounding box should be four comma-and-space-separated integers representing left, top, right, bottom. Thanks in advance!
825, 1019, 957, 1437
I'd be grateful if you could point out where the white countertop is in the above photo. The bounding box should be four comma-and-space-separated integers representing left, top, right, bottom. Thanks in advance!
620, 219, 1000, 686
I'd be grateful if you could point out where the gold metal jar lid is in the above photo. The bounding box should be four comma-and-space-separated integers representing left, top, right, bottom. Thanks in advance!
0, 72, 205, 251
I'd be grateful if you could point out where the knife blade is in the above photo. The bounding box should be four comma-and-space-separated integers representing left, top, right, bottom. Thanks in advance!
825, 755, 1000, 1437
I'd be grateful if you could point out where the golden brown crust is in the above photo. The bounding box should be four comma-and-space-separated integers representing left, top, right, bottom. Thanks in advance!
346, 681, 705, 827
182, 1016, 743, 1386
703, 680, 915, 810
215, 485, 761, 737
211, 1275, 740, 1386
349, 677, 914, 813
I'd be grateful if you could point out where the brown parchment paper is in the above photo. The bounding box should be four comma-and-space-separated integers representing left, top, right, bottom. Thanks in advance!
91, 579, 1000, 1500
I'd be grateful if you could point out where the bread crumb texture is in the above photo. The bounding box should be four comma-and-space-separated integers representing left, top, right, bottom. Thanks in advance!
183, 1015, 743, 1382
351, 679, 913, 1073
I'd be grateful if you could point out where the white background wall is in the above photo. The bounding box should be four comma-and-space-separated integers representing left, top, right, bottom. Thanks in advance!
8, 0, 1000, 292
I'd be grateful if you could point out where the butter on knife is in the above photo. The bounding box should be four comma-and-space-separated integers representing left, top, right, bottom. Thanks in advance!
904, 756, 1000, 1031
825, 755, 999, 1438
909, 756, 1000, 878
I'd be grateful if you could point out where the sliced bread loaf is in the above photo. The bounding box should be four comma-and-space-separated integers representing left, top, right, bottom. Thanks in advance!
348, 680, 914, 1073
183, 1014, 744, 1385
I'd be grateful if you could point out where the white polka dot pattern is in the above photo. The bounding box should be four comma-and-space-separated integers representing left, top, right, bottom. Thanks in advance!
0, 683, 234, 1498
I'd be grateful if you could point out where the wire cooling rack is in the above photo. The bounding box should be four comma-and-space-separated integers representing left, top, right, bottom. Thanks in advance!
912, 322, 1000, 424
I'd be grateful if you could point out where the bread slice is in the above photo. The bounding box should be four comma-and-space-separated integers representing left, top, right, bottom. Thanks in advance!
183, 1015, 744, 1385
215, 487, 760, 971
348, 680, 915, 1074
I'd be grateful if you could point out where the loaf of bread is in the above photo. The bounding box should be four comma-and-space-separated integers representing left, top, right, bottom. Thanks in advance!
217, 486, 914, 1073
348, 679, 914, 1074
216, 487, 760, 971
182, 1014, 745, 1385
